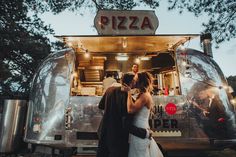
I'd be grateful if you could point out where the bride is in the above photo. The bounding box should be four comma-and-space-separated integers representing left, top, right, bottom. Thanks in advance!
127, 72, 164, 157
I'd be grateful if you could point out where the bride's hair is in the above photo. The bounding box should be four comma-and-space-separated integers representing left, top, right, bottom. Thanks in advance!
136, 72, 153, 93
121, 72, 135, 86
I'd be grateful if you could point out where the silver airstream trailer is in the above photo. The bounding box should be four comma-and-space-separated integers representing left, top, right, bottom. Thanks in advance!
23, 34, 236, 154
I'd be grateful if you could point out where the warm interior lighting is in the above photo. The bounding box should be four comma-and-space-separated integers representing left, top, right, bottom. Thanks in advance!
84, 50, 90, 58
122, 37, 127, 48
184, 72, 191, 78
140, 56, 151, 60
92, 56, 107, 60
223, 85, 229, 90
84, 53, 90, 58
73, 72, 78, 77
116, 56, 129, 61
230, 98, 236, 105
182, 61, 187, 66
68, 42, 73, 47
178, 44, 185, 51
135, 57, 140, 64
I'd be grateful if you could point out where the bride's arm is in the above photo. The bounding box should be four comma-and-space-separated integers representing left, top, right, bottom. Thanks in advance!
127, 92, 146, 113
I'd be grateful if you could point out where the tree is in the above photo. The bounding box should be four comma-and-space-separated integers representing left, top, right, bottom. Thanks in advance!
1, 0, 234, 98
0, 0, 54, 98
227, 75, 236, 97
25, 0, 160, 13
26, 0, 235, 45
167, 0, 236, 46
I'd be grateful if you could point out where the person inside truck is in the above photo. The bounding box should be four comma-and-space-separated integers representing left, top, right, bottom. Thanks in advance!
102, 72, 117, 93
131, 63, 139, 75
152, 79, 160, 95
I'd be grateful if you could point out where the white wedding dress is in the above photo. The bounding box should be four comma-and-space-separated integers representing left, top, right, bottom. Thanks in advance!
128, 106, 164, 157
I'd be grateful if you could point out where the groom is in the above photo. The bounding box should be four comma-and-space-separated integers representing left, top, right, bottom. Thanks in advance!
96, 73, 151, 157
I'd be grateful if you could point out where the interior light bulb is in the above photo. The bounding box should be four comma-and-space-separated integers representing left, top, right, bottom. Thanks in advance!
135, 58, 140, 64
122, 37, 127, 48
84, 50, 90, 58
68, 42, 73, 47
182, 61, 187, 66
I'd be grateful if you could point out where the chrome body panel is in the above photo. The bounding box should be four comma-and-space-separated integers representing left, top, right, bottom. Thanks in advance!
0, 99, 27, 152
176, 48, 236, 140
23, 48, 236, 150
24, 49, 74, 146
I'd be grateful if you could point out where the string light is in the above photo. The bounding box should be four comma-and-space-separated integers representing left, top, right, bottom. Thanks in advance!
67, 42, 73, 47
122, 37, 127, 48
84, 50, 90, 58
135, 57, 140, 64
182, 61, 187, 66
140, 56, 150, 60
78, 43, 90, 59
116, 54, 129, 61
230, 98, 236, 105
178, 44, 186, 51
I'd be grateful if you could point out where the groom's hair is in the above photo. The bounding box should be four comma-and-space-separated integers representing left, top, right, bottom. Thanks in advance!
121, 73, 135, 86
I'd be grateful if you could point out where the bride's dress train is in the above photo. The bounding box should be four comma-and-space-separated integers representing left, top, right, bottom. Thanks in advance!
128, 107, 164, 157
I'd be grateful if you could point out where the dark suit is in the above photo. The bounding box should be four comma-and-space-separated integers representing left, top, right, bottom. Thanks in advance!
96, 86, 146, 157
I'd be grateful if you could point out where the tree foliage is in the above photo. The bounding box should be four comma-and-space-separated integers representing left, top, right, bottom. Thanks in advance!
1, 0, 235, 98
25, 0, 160, 13
26, 0, 235, 45
167, 0, 236, 45
227, 75, 236, 97
0, 0, 54, 98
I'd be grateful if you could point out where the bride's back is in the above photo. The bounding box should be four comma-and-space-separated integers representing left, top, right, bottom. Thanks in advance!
133, 106, 150, 129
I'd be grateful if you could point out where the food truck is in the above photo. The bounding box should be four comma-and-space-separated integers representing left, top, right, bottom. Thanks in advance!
3, 10, 235, 155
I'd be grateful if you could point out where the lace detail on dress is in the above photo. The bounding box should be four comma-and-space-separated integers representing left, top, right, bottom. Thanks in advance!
128, 106, 164, 157
133, 106, 150, 129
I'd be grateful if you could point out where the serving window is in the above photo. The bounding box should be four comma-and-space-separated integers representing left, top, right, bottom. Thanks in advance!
70, 52, 180, 96
57, 35, 197, 97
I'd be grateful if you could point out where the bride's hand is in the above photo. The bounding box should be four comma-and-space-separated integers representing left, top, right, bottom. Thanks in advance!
146, 128, 153, 139
122, 83, 131, 92
123, 86, 131, 92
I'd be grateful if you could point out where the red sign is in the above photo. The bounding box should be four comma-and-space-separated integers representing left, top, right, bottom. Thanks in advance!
165, 103, 177, 115
94, 10, 159, 35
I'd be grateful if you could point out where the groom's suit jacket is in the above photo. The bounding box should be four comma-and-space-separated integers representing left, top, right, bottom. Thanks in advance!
96, 86, 146, 157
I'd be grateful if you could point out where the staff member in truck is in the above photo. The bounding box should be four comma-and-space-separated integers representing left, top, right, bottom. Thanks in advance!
103, 72, 117, 93
131, 64, 139, 75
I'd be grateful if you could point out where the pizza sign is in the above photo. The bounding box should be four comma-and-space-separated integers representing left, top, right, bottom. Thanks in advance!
94, 10, 159, 35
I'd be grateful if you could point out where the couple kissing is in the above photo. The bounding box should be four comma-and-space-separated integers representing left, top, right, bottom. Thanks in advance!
97, 72, 164, 157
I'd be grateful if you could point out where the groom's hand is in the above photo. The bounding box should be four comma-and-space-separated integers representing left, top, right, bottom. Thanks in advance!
123, 86, 131, 92
146, 128, 153, 139
121, 83, 131, 92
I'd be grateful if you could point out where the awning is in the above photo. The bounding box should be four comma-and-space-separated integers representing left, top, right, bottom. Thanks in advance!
55, 34, 199, 55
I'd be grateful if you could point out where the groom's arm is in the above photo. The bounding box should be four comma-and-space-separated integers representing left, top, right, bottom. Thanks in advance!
123, 114, 150, 139
98, 93, 106, 110
121, 91, 150, 139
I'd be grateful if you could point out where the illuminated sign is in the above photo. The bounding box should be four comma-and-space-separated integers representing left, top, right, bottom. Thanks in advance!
94, 10, 159, 35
